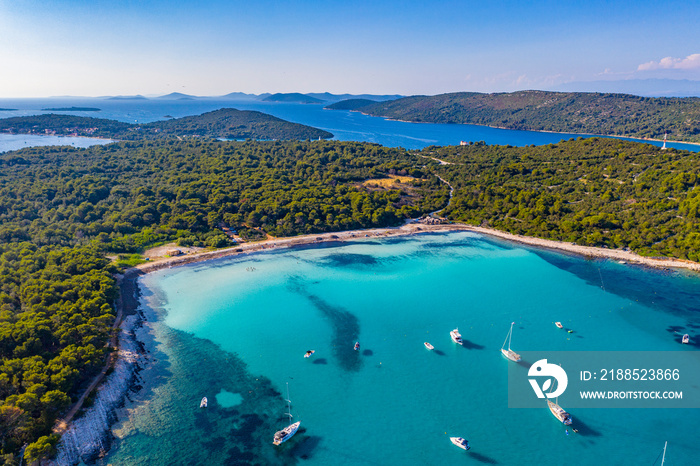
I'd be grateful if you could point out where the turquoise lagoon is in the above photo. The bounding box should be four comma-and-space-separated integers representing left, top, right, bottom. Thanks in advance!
105, 232, 699, 465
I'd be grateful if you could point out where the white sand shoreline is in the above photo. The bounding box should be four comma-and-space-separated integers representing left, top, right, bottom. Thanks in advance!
136, 222, 700, 274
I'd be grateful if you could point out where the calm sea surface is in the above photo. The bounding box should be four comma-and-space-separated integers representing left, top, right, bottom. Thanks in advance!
1, 97, 698, 152
103, 232, 700, 465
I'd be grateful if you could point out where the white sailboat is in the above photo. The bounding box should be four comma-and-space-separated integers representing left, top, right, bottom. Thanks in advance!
273, 383, 300, 446
500, 322, 521, 362
547, 398, 572, 425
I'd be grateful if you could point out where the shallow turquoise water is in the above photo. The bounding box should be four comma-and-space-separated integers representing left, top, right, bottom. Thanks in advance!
105, 232, 700, 465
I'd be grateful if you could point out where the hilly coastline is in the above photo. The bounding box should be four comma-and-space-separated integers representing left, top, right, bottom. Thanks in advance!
0, 108, 334, 141
338, 90, 700, 143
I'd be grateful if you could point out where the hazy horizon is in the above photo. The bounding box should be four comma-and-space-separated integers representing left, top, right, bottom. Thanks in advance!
1, 1, 699, 98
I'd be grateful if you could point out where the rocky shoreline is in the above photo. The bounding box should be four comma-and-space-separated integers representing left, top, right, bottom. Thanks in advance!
51, 221, 699, 463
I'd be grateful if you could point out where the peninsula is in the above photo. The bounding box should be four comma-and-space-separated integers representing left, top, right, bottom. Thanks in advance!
333, 90, 700, 144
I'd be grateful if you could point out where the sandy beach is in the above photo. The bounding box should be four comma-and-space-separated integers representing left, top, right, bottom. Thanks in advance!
136, 222, 700, 274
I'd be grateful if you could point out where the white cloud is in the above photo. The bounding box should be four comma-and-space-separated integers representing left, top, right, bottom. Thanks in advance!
638, 53, 700, 71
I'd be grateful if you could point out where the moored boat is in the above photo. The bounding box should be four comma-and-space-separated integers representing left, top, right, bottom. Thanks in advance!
424, 342, 434, 350
682, 334, 690, 344
200, 397, 207, 408
450, 436, 470, 450
555, 322, 564, 329
450, 328, 463, 345
547, 399, 572, 425
273, 383, 300, 445
354, 341, 360, 351
500, 322, 521, 362
304, 350, 315, 358
273, 421, 300, 446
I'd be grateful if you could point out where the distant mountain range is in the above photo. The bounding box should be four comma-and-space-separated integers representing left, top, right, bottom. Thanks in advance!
97, 92, 404, 103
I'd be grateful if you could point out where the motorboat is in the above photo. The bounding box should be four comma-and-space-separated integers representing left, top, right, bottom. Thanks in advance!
450, 328, 463, 345
424, 342, 434, 350
555, 322, 564, 329
682, 334, 690, 344
450, 436, 470, 450
354, 342, 360, 351
200, 397, 208, 408
304, 350, 315, 358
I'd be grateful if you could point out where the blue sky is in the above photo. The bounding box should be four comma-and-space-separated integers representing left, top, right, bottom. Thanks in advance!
1, 0, 699, 97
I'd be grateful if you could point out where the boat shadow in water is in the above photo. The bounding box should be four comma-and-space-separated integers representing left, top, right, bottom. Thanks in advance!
571, 417, 602, 438
312, 358, 328, 365
290, 434, 321, 460
434, 349, 446, 356
461, 339, 485, 350
468, 451, 499, 464
362, 349, 373, 356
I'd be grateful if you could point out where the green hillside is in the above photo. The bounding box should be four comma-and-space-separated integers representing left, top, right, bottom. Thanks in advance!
355, 91, 700, 143
0, 108, 333, 141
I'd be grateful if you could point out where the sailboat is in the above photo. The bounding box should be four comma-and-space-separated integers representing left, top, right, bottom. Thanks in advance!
661, 441, 667, 466
547, 399, 572, 425
501, 322, 521, 362
273, 383, 300, 446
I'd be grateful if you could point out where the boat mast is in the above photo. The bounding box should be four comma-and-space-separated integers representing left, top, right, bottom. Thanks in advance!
502, 322, 514, 350
661, 441, 667, 466
285, 382, 293, 424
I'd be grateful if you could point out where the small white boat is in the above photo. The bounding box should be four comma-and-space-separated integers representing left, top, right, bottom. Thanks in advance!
450, 436, 470, 450
424, 342, 434, 350
304, 350, 315, 358
500, 322, 521, 362
547, 400, 572, 425
200, 397, 208, 408
273, 383, 300, 445
555, 322, 564, 329
354, 341, 360, 351
450, 328, 463, 345
682, 334, 690, 344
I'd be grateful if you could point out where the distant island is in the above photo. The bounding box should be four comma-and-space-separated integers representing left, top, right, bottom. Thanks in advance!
263, 93, 325, 104
0, 108, 18, 111
41, 106, 101, 111
337, 90, 700, 143
107, 95, 149, 100
325, 99, 378, 110
0, 108, 333, 141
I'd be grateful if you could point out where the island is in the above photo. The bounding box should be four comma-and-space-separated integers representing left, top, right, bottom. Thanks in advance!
0, 108, 18, 111
0, 108, 334, 140
262, 92, 325, 104
333, 90, 700, 144
41, 107, 101, 111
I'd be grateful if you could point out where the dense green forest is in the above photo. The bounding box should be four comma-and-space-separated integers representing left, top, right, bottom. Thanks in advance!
349, 91, 700, 143
423, 138, 700, 260
0, 138, 448, 461
0, 108, 333, 141
4, 133, 700, 461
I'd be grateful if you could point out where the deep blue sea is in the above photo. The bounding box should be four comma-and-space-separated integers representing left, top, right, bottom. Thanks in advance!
1, 97, 698, 152
102, 232, 700, 465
